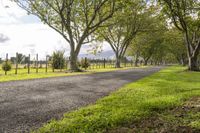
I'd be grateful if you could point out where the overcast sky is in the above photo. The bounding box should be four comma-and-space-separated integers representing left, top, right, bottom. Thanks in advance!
0, 0, 111, 60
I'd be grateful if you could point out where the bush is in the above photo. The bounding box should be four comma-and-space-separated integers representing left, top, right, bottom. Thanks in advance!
51, 50, 65, 69
2, 61, 12, 71
80, 58, 90, 70
77, 61, 81, 68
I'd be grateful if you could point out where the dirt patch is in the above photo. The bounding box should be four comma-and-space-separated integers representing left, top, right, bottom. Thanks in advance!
109, 97, 200, 133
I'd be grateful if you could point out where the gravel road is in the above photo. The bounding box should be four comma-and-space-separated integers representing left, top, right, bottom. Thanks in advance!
0, 67, 163, 133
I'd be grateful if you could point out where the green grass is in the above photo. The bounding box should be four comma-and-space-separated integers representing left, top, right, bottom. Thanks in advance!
35, 66, 200, 133
154, 101, 200, 132
0, 66, 142, 82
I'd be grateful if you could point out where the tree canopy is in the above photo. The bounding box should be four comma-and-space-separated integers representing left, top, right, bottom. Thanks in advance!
12, 0, 200, 71
160, 0, 200, 71
14, 0, 116, 71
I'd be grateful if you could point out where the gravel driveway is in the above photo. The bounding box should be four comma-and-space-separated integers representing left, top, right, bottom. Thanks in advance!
0, 67, 163, 133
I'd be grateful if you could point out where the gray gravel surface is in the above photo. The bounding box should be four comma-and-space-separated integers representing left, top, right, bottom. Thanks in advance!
0, 67, 163, 133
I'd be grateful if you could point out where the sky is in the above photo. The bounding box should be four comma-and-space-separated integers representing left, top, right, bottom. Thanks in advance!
0, 0, 111, 60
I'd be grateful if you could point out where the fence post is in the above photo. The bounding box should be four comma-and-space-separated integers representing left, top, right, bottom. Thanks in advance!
60, 57, 62, 72
28, 54, 30, 74
95, 59, 97, 69
66, 58, 68, 70
104, 59, 105, 68
5, 53, 8, 75
111, 60, 113, 68
85, 57, 87, 70
92, 59, 94, 69
40, 60, 42, 68
88, 58, 91, 70
52, 62, 55, 72
36, 54, 38, 73
131, 59, 133, 67
93, 58, 95, 69
15, 52, 18, 75
46, 55, 48, 73
99, 59, 101, 68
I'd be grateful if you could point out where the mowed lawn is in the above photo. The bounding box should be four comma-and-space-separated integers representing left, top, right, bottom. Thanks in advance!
36, 66, 200, 133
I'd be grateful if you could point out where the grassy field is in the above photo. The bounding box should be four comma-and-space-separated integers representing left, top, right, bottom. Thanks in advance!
0, 66, 142, 82
35, 66, 200, 133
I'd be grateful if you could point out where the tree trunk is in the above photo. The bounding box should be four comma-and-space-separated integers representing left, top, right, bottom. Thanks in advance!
184, 33, 200, 71
188, 56, 199, 71
180, 58, 184, 66
134, 60, 138, 67
69, 51, 80, 72
134, 53, 139, 67
115, 57, 121, 68
182, 57, 188, 66
180, 54, 185, 66
144, 59, 148, 66
150, 60, 153, 65
144, 56, 151, 66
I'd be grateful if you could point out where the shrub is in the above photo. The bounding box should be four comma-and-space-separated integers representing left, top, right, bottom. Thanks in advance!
51, 50, 65, 69
2, 61, 12, 71
80, 58, 90, 70
77, 61, 81, 68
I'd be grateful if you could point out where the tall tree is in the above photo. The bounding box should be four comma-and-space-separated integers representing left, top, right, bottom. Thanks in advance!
14, 0, 115, 71
127, 10, 167, 66
127, 40, 141, 67
97, 0, 148, 68
129, 30, 166, 66
163, 28, 187, 65
161, 0, 200, 71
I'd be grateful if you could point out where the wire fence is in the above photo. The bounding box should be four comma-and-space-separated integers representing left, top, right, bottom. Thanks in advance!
0, 53, 137, 75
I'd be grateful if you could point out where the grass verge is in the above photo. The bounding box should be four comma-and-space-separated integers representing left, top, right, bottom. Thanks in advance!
36, 66, 200, 133
0, 66, 142, 82
109, 97, 200, 132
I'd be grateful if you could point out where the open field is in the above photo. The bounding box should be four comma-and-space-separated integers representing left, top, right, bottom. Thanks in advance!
36, 66, 200, 133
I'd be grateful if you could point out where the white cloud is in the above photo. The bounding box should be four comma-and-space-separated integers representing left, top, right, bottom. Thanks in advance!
0, 0, 26, 24
0, 23, 69, 59
0, 0, 112, 59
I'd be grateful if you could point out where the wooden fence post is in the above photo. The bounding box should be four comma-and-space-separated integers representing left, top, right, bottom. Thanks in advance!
15, 52, 18, 75
28, 54, 30, 74
60, 57, 62, 72
131, 59, 133, 67
5, 53, 8, 75
96, 59, 98, 69
85, 57, 87, 70
99, 59, 100, 68
92, 59, 94, 69
66, 58, 68, 70
104, 58, 106, 68
36, 54, 38, 73
52, 63, 55, 72
40, 61, 42, 68
111, 60, 113, 68
46, 55, 48, 73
